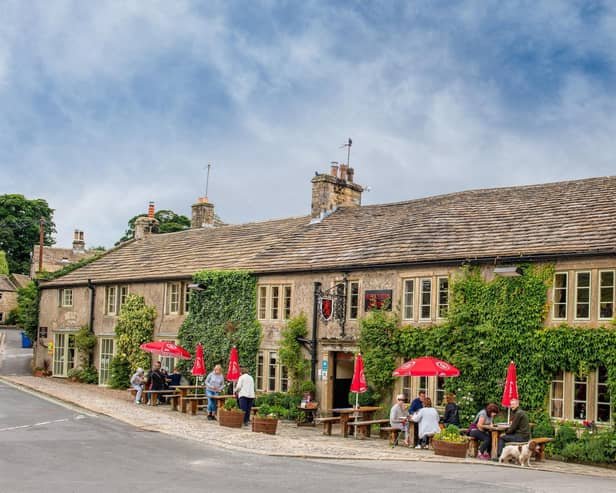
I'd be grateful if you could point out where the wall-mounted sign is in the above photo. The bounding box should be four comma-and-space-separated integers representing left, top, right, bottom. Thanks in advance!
38, 326, 48, 338
364, 290, 393, 311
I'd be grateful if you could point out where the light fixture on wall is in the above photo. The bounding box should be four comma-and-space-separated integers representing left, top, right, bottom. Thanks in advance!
187, 282, 207, 291
494, 266, 523, 277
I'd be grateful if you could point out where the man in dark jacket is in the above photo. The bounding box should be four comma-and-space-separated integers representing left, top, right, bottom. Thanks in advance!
497, 399, 531, 458
146, 361, 165, 404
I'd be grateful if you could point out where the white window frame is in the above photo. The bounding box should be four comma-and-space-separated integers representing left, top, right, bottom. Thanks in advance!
550, 370, 564, 419
419, 278, 432, 320
166, 282, 180, 314
267, 351, 277, 392
598, 270, 615, 321
52, 332, 76, 377
270, 286, 280, 320
552, 272, 568, 320
574, 271, 591, 321
347, 281, 360, 320
98, 337, 115, 386
256, 351, 264, 390
60, 288, 73, 307
573, 373, 588, 421
118, 285, 129, 311
257, 286, 267, 320
159, 339, 177, 373
402, 279, 414, 321
283, 285, 292, 320
437, 277, 449, 319
184, 283, 191, 314
596, 366, 611, 423
105, 286, 118, 315
256, 284, 292, 321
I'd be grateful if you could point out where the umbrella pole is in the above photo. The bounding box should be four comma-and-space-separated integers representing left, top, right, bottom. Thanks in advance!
507, 408, 510, 423
354, 392, 359, 438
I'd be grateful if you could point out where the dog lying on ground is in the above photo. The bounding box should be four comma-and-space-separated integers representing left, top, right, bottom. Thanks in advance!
499, 441, 537, 466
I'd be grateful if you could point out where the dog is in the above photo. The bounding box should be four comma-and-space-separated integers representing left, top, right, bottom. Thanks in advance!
499, 440, 536, 467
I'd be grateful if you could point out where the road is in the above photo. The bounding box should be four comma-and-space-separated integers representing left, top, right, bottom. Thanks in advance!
0, 327, 33, 376
1, 381, 615, 493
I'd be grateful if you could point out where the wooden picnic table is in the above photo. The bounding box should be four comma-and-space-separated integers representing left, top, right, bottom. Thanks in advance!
486, 423, 510, 459
330, 406, 383, 438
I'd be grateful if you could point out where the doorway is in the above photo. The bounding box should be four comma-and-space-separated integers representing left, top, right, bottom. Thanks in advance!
333, 351, 354, 408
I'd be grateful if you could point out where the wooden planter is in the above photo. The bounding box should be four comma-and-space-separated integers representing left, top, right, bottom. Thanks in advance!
218, 409, 244, 428
433, 439, 468, 458
252, 417, 279, 435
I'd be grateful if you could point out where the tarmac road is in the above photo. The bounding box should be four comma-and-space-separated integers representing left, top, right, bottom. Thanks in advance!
0, 328, 33, 376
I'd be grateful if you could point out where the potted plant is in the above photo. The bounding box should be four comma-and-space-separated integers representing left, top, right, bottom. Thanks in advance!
432, 425, 468, 458
252, 404, 279, 435
67, 367, 83, 382
300, 380, 316, 403
218, 398, 244, 428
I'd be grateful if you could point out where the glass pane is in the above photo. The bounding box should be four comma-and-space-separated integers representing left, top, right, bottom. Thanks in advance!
403, 280, 413, 319
552, 381, 563, 399
573, 402, 586, 419
551, 400, 563, 418
597, 404, 611, 422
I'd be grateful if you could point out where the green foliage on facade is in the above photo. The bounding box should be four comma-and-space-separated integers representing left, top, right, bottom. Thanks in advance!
0, 250, 9, 275
178, 270, 261, 378
75, 325, 97, 366
278, 313, 309, 394
0, 194, 56, 274
359, 264, 616, 428
16, 281, 39, 341
108, 294, 156, 389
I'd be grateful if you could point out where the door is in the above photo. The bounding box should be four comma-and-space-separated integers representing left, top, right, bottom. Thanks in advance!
52, 333, 76, 377
98, 338, 115, 385
332, 351, 354, 408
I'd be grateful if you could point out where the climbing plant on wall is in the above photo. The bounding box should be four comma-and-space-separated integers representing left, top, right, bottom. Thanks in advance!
108, 294, 156, 388
279, 313, 309, 394
178, 270, 261, 378
359, 264, 616, 426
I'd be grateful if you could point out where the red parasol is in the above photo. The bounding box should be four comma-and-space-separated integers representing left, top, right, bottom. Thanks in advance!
191, 343, 206, 376
226, 346, 240, 381
501, 361, 519, 408
392, 356, 460, 377
350, 353, 367, 393
139, 341, 191, 360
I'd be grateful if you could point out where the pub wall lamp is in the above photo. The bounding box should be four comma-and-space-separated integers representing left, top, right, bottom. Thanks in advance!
493, 266, 524, 277
187, 282, 208, 291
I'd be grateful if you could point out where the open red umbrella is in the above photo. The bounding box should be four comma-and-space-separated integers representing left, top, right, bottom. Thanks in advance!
139, 341, 191, 360
226, 346, 240, 381
392, 356, 460, 377
192, 343, 206, 376
502, 361, 519, 421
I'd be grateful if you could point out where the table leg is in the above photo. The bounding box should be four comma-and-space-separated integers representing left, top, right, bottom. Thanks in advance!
341, 415, 350, 438
491, 430, 499, 459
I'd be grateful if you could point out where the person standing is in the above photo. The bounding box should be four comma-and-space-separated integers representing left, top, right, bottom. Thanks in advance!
205, 364, 225, 421
408, 390, 426, 446
234, 367, 256, 425
442, 393, 460, 427
497, 399, 530, 458
130, 368, 145, 404
389, 394, 409, 446
411, 397, 441, 449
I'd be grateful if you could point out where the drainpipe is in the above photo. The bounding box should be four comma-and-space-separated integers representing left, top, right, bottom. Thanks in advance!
311, 282, 321, 384
87, 279, 95, 366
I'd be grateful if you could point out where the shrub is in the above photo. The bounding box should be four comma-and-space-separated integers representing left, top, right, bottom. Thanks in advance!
561, 430, 616, 464
550, 423, 578, 455
532, 414, 555, 438
254, 392, 301, 419
79, 366, 98, 384
348, 387, 379, 407
223, 398, 239, 411
108, 356, 131, 389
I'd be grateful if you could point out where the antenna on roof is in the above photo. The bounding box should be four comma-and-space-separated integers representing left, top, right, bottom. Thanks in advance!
205, 162, 212, 200
339, 138, 352, 167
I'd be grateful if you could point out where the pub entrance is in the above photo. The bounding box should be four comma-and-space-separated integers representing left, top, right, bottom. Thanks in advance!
332, 351, 354, 409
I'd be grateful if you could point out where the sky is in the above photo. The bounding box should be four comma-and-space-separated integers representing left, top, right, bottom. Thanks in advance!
1, 0, 616, 248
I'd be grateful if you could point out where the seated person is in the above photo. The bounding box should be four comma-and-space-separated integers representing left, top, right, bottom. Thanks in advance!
389, 393, 409, 446
442, 393, 460, 427
469, 402, 499, 459
497, 399, 530, 458
411, 397, 441, 449
167, 367, 182, 388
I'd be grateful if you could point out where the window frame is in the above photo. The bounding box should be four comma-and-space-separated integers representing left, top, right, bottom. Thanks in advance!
105, 286, 118, 315
437, 277, 449, 319
552, 272, 568, 320
550, 370, 564, 419
347, 281, 360, 320
166, 282, 180, 315
256, 284, 292, 321
573, 373, 589, 421
574, 271, 591, 321
419, 278, 432, 320
402, 279, 414, 321
98, 337, 115, 386
60, 288, 73, 308
596, 366, 611, 423
598, 270, 615, 321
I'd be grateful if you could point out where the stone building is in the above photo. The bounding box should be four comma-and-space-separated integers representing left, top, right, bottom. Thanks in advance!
37, 168, 616, 422
0, 273, 30, 324
30, 229, 93, 278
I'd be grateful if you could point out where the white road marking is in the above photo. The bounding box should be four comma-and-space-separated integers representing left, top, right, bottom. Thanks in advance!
0, 418, 69, 432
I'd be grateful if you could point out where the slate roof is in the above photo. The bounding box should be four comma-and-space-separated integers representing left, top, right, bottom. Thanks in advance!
0, 276, 16, 292
41, 176, 616, 288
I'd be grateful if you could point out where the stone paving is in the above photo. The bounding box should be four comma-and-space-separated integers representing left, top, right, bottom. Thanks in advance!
3, 375, 616, 478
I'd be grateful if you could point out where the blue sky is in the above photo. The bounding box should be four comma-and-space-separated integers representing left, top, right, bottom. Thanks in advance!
1, 0, 616, 248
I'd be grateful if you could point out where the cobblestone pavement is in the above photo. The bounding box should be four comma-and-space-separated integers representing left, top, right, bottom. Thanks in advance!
3, 375, 616, 479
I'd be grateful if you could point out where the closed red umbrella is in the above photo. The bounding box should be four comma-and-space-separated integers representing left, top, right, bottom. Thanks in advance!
139, 341, 191, 360
501, 361, 519, 408
350, 353, 367, 437
226, 346, 240, 381
392, 356, 460, 377
192, 343, 206, 376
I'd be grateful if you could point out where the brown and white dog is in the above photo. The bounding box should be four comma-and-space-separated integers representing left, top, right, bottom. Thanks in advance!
499, 441, 537, 467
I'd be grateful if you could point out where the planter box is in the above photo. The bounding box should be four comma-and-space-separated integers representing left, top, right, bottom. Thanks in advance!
252, 417, 278, 435
433, 439, 468, 458
218, 408, 244, 428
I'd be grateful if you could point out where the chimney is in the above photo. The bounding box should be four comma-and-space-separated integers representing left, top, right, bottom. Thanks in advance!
310, 165, 363, 222
191, 197, 215, 228
330, 163, 339, 178
72, 229, 85, 252
134, 202, 160, 239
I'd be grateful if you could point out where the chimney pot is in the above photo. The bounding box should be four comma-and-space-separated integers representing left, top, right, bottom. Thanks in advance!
148, 201, 155, 219
339, 164, 347, 181
330, 163, 339, 178
347, 167, 355, 183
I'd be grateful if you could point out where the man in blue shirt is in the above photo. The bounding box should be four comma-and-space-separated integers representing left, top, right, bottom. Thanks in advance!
408, 391, 426, 446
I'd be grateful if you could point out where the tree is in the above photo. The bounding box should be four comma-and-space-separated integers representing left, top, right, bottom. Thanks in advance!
117, 209, 191, 244
0, 194, 56, 274
0, 251, 8, 275
16, 281, 39, 341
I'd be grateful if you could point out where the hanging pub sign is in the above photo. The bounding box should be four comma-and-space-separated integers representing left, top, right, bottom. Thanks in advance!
319, 295, 334, 321
364, 289, 393, 311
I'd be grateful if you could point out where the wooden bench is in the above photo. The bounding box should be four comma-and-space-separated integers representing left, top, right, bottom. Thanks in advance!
143, 389, 177, 406
316, 416, 341, 436
380, 426, 403, 446
347, 419, 390, 439
127, 388, 138, 401
181, 395, 207, 415
162, 392, 181, 411
467, 436, 479, 457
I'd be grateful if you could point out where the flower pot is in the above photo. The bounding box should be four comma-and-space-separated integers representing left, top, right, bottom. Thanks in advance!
218, 408, 244, 428
252, 417, 278, 435
433, 439, 468, 458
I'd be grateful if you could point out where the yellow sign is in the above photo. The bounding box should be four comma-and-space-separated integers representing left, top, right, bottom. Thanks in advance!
47, 342, 54, 355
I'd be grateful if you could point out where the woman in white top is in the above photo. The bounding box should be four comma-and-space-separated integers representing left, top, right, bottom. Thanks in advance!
411, 397, 441, 448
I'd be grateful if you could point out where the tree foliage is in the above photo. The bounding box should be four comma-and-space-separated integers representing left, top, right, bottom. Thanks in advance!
0, 194, 56, 274
117, 209, 191, 243
178, 270, 262, 378
16, 281, 39, 341
0, 251, 8, 275
108, 294, 156, 388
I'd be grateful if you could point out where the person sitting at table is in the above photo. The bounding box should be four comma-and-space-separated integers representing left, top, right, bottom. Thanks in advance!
167, 367, 182, 389
147, 361, 165, 404
442, 393, 460, 427
130, 368, 145, 404
389, 393, 409, 446
497, 399, 530, 459
408, 390, 425, 446
160, 366, 170, 389
411, 397, 441, 449
205, 364, 225, 421
469, 402, 499, 459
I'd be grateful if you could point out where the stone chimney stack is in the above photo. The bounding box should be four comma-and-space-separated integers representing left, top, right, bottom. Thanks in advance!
134, 201, 160, 240
310, 165, 363, 222
72, 229, 85, 252
191, 197, 215, 228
